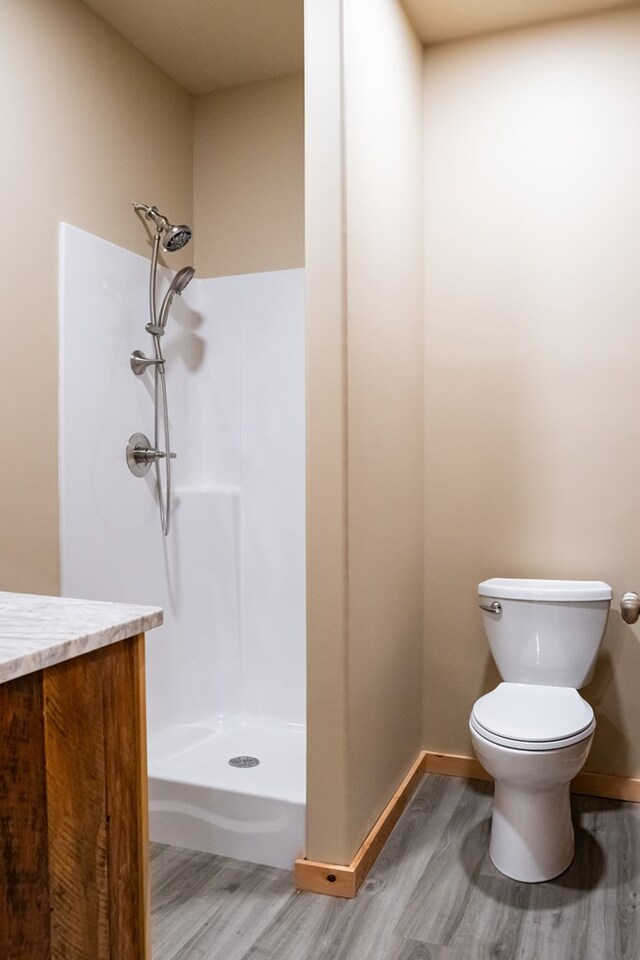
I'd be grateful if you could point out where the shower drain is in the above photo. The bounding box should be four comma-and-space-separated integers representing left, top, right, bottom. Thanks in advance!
228, 755, 260, 768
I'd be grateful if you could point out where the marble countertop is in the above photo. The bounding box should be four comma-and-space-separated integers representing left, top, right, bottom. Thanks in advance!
0, 592, 163, 684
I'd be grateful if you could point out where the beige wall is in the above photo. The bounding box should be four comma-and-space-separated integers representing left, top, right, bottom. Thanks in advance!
423, 7, 640, 778
306, 0, 424, 865
193, 75, 305, 277
2, 0, 193, 595
305, 0, 351, 862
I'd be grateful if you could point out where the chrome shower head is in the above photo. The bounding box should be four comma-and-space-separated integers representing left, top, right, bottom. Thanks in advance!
133, 202, 192, 252
158, 266, 196, 328
162, 224, 192, 252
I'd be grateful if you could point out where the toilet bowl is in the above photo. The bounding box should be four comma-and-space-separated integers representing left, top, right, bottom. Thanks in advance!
470, 683, 595, 882
470, 578, 612, 883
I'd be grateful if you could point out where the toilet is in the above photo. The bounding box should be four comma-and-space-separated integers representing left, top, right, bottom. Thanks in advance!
469, 578, 612, 883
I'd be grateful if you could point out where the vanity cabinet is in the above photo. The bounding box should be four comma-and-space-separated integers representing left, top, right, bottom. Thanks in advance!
0, 594, 162, 960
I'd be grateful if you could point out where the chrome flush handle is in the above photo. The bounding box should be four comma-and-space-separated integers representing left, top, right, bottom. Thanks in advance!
479, 601, 502, 614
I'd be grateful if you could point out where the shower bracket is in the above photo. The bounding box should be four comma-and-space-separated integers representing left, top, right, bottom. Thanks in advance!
130, 349, 165, 376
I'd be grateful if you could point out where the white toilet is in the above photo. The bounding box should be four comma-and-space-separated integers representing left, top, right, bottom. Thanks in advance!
469, 577, 612, 883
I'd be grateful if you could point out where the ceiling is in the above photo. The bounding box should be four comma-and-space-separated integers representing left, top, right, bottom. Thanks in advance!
82, 0, 304, 95
84, 0, 638, 95
401, 0, 638, 45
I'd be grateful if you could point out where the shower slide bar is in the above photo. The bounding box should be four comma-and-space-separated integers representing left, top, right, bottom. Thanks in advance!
126, 202, 195, 535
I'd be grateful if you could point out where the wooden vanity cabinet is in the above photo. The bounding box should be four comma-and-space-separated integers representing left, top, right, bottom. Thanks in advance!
0, 633, 149, 960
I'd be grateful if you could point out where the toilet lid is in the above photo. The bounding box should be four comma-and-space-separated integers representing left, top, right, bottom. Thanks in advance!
471, 683, 595, 750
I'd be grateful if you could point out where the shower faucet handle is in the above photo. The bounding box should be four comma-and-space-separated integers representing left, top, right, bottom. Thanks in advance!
135, 448, 177, 464
126, 433, 175, 477
621, 591, 640, 624
138, 448, 165, 463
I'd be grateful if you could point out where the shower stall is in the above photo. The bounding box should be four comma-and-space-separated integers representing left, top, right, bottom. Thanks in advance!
59, 222, 306, 869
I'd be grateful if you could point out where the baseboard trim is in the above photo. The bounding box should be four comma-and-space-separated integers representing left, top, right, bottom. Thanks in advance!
422, 751, 491, 782
422, 751, 640, 803
295, 748, 640, 899
294, 750, 427, 898
571, 770, 640, 802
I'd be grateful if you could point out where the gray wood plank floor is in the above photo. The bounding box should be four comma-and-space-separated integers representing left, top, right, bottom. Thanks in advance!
151, 774, 640, 960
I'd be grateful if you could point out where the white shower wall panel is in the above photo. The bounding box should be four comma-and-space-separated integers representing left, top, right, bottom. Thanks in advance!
188, 271, 307, 725
59, 224, 306, 734
189, 271, 307, 725
59, 226, 243, 731
227, 274, 305, 724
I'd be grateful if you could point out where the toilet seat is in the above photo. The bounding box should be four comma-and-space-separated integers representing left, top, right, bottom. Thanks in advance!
471, 683, 595, 751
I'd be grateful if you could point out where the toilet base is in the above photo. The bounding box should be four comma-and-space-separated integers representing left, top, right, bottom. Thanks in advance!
489, 780, 574, 882
469, 724, 594, 884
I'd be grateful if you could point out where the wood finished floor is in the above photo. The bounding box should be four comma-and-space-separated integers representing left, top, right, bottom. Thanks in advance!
151, 774, 640, 960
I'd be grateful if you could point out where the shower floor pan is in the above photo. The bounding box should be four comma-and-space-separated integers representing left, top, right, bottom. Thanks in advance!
147, 718, 305, 870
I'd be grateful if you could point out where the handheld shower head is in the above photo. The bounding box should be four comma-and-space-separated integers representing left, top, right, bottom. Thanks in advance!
173, 265, 196, 292
132, 202, 192, 252
158, 266, 196, 328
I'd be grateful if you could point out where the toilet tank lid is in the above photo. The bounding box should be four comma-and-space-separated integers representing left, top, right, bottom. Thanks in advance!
478, 578, 613, 602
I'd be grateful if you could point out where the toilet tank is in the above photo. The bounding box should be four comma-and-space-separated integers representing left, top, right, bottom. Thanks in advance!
478, 578, 612, 688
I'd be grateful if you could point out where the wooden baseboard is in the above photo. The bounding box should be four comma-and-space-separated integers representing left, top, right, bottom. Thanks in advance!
295, 748, 640, 899
571, 769, 640, 803
294, 750, 427, 898
422, 751, 640, 803
422, 751, 491, 782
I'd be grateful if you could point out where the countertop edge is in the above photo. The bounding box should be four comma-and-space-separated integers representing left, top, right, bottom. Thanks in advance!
0, 606, 163, 685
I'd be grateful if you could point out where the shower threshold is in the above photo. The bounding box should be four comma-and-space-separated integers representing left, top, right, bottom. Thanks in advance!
147, 718, 305, 871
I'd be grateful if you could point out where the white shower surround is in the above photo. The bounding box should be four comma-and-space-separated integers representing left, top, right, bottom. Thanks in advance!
59, 224, 306, 869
